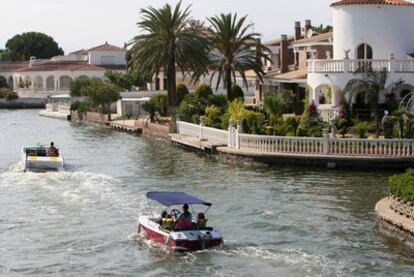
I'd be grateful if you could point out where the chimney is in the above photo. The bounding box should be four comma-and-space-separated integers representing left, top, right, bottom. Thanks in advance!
305, 20, 312, 37
29, 56, 36, 67
280, 34, 289, 73
294, 21, 301, 41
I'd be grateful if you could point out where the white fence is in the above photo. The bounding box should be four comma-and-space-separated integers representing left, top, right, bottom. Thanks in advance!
177, 121, 414, 158
177, 121, 229, 145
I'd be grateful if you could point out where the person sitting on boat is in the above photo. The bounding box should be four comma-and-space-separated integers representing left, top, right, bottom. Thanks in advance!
162, 214, 174, 231
196, 212, 208, 229
157, 210, 168, 225
48, 142, 59, 157
175, 203, 193, 230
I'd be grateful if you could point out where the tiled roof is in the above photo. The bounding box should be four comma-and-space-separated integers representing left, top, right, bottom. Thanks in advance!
331, 0, 414, 7
264, 35, 295, 47
16, 60, 126, 72
266, 69, 307, 80
0, 61, 31, 72
88, 42, 125, 52
69, 49, 88, 55
293, 32, 333, 44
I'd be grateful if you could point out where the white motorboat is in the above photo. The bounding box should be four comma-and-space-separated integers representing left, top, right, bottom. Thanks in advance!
21, 145, 64, 172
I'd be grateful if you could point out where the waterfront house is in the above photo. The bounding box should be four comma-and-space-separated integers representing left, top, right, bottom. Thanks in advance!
0, 42, 127, 98
307, 0, 414, 120
260, 20, 333, 105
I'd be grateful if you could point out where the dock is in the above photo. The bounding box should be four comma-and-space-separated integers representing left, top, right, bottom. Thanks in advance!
170, 133, 226, 154
109, 121, 142, 133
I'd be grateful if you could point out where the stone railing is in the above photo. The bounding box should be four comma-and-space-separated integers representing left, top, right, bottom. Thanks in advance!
389, 196, 414, 219
177, 120, 414, 158
307, 59, 414, 74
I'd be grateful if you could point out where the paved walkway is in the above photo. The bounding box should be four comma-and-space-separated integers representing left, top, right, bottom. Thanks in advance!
376, 197, 414, 234
170, 134, 226, 152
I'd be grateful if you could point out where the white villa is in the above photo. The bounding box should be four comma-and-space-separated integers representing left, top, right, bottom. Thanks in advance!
0, 42, 127, 97
307, 0, 414, 119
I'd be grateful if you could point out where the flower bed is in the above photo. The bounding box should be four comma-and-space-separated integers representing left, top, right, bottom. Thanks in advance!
389, 169, 414, 202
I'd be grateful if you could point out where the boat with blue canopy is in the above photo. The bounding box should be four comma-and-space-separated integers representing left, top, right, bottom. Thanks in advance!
138, 192, 223, 251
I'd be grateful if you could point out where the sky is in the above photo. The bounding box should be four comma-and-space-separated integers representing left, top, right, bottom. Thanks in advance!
0, 0, 335, 53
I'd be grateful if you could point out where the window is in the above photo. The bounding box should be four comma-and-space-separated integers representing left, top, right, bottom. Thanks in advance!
357, 44, 373, 60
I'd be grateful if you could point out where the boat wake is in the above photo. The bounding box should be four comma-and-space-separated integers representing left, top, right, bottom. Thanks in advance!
0, 163, 147, 219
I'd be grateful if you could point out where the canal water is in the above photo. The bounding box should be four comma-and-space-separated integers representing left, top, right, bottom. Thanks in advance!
1, 109, 413, 276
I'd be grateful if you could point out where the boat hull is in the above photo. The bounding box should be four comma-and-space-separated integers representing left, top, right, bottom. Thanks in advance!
21, 146, 64, 172
138, 215, 223, 251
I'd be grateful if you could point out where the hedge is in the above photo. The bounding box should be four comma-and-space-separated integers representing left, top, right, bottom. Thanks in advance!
389, 169, 414, 202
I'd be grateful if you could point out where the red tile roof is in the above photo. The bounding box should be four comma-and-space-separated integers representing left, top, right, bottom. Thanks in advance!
331, 0, 414, 7
15, 60, 126, 72
69, 49, 88, 55
88, 42, 125, 52
0, 61, 31, 72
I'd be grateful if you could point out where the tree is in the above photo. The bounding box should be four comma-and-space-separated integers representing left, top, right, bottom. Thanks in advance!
312, 24, 333, 34
1, 32, 64, 61
80, 78, 121, 121
208, 13, 269, 99
343, 68, 389, 137
105, 70, 147, 91
129, 1, 211, 109
69, 76, 93, 97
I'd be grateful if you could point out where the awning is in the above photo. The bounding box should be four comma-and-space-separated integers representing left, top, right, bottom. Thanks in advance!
147, 192, 212, 207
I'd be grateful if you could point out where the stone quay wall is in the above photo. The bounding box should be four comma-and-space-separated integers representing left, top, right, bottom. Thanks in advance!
376, 197, 414, 247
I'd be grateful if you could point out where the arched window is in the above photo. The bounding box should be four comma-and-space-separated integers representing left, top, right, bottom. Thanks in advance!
357, 43, 373, 60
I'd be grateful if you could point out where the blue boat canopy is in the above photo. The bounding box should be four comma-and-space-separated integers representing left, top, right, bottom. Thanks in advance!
146, 192, 212, 207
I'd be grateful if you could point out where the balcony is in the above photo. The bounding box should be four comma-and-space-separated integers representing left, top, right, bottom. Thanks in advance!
307, 59, 414, 74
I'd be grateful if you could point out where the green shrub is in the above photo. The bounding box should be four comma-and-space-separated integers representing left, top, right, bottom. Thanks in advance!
355, 122, 368, 138
207, 94, 228, 109
143, 93, 168, 121
337, 118, 350, 138
229, 84, 244, 101
70, 100, 81, 111
383, 115, 398, 138
176, 84, 189, 105
195, 84, 213, 99
0, 76, 8, 88
0, 88, 18, 101
176, 92, 205, 123
204, 105, 223, 129
291, 101, 305, 115
389, 169, 414, 202
241, 110, 266, 134
285, 116, 300, 136
298, 116, 325, 137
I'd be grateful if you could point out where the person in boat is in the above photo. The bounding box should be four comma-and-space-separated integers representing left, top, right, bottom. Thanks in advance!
175, 203, 193, 230
157, 210, 168, 225
196, 212, 208, 229
48, 142, 59, 157
162, 214, 174, 231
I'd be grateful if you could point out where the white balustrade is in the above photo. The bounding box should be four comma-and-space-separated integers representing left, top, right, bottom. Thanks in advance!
177, 121, 414, 158
307, 59, 414, 74
238, 134, 325, 154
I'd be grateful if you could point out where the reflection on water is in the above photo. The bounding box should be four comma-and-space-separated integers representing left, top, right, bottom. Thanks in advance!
0, 110, 414, 276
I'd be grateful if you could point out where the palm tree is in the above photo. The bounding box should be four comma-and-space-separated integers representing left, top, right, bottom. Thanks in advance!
208, 13, 269, 99
129, 1, 210, 109
312, 24, 333, 34
343, 68, 389, 137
